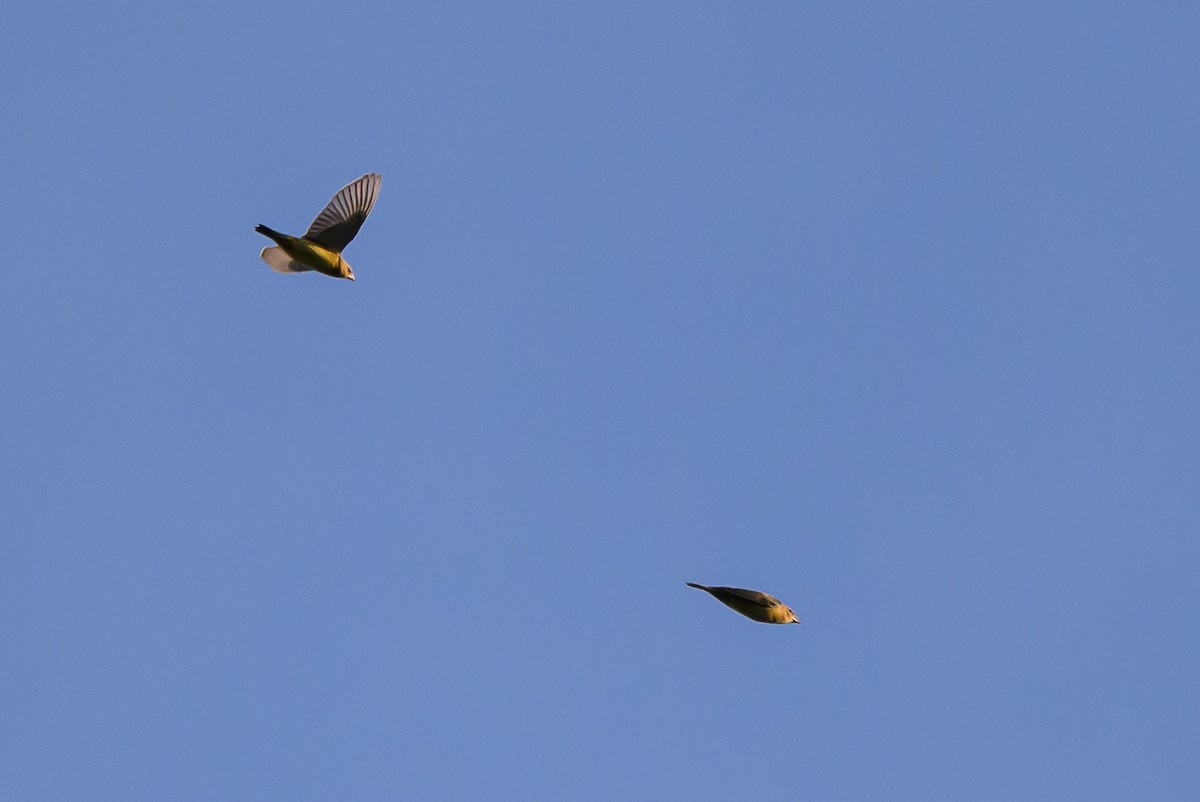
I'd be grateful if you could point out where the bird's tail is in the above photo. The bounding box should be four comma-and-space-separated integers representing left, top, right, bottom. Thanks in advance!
686, 582, 709, 591
255, 224, 287, 243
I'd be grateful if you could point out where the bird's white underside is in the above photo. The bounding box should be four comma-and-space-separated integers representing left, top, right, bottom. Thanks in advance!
259, 246, 311, 274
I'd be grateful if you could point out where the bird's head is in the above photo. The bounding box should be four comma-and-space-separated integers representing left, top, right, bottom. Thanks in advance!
338, 255, 355, 281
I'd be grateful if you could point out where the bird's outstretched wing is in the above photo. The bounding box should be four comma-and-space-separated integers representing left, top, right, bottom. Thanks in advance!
716, 587, 781, 608
303, 173, 381, 252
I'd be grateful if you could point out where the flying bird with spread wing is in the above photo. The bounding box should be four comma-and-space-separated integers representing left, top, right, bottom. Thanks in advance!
255, 173, 381, 281
687, 582, 802, 625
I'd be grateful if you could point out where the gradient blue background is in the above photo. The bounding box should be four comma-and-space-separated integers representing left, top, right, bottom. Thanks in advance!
3, 3, 1198, 799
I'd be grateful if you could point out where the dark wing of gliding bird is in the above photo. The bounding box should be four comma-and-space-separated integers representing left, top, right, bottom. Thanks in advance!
713, 586, 783, 608
302, 172, 382, 252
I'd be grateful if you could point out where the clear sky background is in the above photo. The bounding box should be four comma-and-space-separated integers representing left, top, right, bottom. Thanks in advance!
3, 2, 1198, 799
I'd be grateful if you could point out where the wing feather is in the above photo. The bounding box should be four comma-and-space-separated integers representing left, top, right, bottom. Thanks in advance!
715, 587, 781, 607
302, 173, 381, 252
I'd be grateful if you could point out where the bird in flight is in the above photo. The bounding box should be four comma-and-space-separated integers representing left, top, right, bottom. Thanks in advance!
687, 583, 802, 624
255, 173, 381, 281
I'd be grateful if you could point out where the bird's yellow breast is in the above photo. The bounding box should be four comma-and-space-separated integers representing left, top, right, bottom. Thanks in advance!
724, 596, 794, 624
274, 235, 342, 274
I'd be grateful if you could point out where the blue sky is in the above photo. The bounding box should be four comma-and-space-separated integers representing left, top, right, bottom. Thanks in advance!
3, 2, 1198, 799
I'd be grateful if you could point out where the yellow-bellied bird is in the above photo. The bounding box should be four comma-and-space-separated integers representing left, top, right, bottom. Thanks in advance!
255, 173, 381, 281
687, 583, 802, 624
